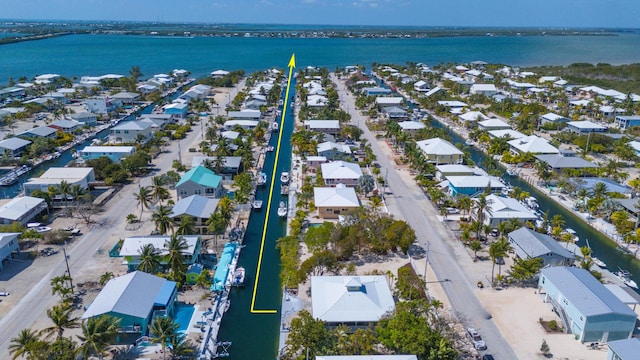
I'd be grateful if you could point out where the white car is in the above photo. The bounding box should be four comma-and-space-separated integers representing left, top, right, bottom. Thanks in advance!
467, 328, 487, 350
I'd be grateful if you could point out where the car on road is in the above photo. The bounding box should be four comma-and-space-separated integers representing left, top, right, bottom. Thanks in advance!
482, 355, 495, 360
466, 328, 487, 350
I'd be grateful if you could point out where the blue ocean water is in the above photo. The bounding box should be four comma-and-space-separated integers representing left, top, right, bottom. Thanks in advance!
1, 32, 640, 82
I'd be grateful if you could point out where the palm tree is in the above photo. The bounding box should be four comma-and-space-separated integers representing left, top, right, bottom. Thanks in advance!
99, 272, 114, 286
152, 205, 175, 235
473, 195, 490, 240
58, 180, 71, 206
165, 234, 189, 281
488, 238, 511, 282
134, 186, 153, 220
470, 240, 482, 261
151, 176, 170, 205
456, 195, 473, 216
9, 328, 40, 360
137, 244, 160, 273
168, 332, 195, 359
591, 181, 608, 200
149, 316, 179, 360
76, 315, 120, 360
176, 215, 196, 235
41, 303, 79, 339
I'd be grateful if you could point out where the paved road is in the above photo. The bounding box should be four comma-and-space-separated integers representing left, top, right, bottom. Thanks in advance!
331, 74, 518, 359
0, 83, 242, 357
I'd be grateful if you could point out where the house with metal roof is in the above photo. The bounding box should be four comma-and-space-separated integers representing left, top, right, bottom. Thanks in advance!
540, 112, 570, 125
317, 142, 352, 161
566, 120, 608, 134
48, 119, 81, 133
0, 196, 47, 226
538, 267, 637, 343
110, 121, 153, 144
228, 110, 261, 121
435, 164, 476, 180
508, 227, 575, 267
481, 194, 537, 226
488, 129, 525, 140
0, 233, 21, 271
570, 177, 631, 195
317, 356, 417, 360
119, 235, 202, 272
80, 145, 135, 164
416, 138, 464, 165
320, 161, 363, 187
314, 184, 360, 219
69, 111, 98, 126
362, 87, 392, 96
0, 137, 31, 157
469, 84, 497, 96
190, 156, 242, 180
397, 121, 426, 136
169, 195, 219, 234
23, 167, 95, 197
478, 118, 511, 130
304, 120, 341, 136
17, 126, 58, 140
307, 95, 329, 107
459, 111, 489, 123
382, 106, 408, 120
509, 135, 559, 155
375, 97, 403, 108
311, 275, 395, 328
223, 119, 259, 131
176, 165, 223, 199
614, 115, 640, 130
82, 271, 178, 335
447, 176, 505, 197
607, 337, 640, 360
163, 102, 188, 119
535, 154, 597, 172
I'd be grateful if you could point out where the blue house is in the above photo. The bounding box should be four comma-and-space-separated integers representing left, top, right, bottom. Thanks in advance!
80, 145, 136, 164
446, 176, 505, 197
538, 267, 637, 343
82, 271, 177, 336
614, 115, 640, 130
164, 102, 188, 119
607, 338, 640, 360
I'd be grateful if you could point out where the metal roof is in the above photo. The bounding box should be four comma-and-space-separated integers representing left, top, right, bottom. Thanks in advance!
176, 165, 222, 188
169, 195, 219, 219
0, 137, 31, 151
508, 227, 574, 259
535, 155, 597, 169
321, 161, 363, 180
314, 185, 360, 208
607, 338, 640, 359
316, 356, 418, 360
0, 196, 45, 221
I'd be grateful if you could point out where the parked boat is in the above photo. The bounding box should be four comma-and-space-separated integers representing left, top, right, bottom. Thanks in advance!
252, 199, 263, 210
266, 145, 274, 152
564, 228, 579, 243
271, 122, 279, 132
615, 269, 638, 289
280, 171, 290, 184
0, 165, 31, 186
591, 257, 607, 269
277, 201, 287, 218
233, 267, 245, 286
506, 167, 518, 176
464, 139, 474, 146
525, 196, 539, 210
256, 172, 267, 186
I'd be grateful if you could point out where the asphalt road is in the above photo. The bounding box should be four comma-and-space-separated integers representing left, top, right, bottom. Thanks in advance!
331, 74, 518, 359
0, 83, 242, 357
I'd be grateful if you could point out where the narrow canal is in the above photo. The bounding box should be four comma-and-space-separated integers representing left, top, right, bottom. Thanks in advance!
217, 78, 295, 358
432, 119, 640, 290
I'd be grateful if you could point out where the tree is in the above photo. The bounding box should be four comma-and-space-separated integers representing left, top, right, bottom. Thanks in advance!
488, 238, 511, 282
149, 316, 179, 360
232, 172, 252, 204
42, 303, 79, 339
168, 332, 195, 359
509, 257, 544, 282
540, 339, 550, 356
282, 310, 333, 360
469, 240, 482, 260
473, 195, 490, 240
151, 176, 170, 205
137, 244, 160, 273
76, 315, 120, 360
152, 205, 176, 235
176, 215, 196, 236
99, 271, 114, 286
165, 234, 189, 282
9, 328, 40, 360
50, 275, 73, 301
134, 186, 153, 220
358, 174, 375, 195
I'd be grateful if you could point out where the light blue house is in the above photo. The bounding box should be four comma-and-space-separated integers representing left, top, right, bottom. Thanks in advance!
538, 267, 637, 343
0, 233, 20, 271
607, 338, 640, 360
446, 176, 505, 197
80, 145, 136, 164
163, 102, 188, 119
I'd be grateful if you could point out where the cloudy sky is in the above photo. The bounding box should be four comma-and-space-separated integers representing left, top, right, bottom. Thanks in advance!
1, 0, 638, 28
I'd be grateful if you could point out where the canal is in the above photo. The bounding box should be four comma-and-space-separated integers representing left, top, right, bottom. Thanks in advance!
431, 119, 640, 290
217, 78, 295, 358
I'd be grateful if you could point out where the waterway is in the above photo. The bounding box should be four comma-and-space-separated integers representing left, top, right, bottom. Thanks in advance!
217, 77, 295, 359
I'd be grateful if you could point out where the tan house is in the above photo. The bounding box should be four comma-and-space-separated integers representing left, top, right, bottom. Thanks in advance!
314, 184, 360, 219
416, 138, 464, 164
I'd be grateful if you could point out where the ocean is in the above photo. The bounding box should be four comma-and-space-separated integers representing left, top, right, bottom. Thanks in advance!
1, 32, 640, 82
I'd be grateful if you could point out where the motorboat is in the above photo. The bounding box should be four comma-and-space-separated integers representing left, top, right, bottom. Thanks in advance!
233, 267, 245, 286
506, 167, 518, 176
256, 172, 267, 186
280, 171, 290, 184
277, 201, 288, 217
266, 145, 274, 152
271, 122, 279, 132
591, 257, 607, 269
615, 269, 638, 289
564, 228, 579, 243
525, 196, 539, 210
464, 139, 474, 146
252, 199, 263, 210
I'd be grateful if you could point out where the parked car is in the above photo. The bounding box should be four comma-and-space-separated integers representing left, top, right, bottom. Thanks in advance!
482, 355, 495, 360
62, 227, 81, 236
466, 328, 487, 350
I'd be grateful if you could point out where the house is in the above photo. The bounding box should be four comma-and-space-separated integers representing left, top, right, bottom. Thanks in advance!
311, 275, 395, 327
69, 112, 98, 126
375, 97, 403, 108
211, 69, 229, 78
382, 106, 408, 120
81, 271, 178, 335
488, 129, 526, 140
80, 146, 136, 164
23, 167, 95, 197
317, 356, 417, 360
397, 121, 426, 136
482, 195, 538, 226
570, 177, 631, 195
413, 80, 429, 92
0, 233, 21, 270
137, 84, 159, 95
599, 105, 624, 119
540, 113, 569, 125
362, 87, 392, 96
566, 121, 608, 134
245, 98, 267, 110
304, 120, 341, 136
459, 111, 489, 123
469, 84, 497, 96
0, 196, 48, 226
228, 110, 261, 121
534, 155, 597, 172
307, 95, 328, 107
176, 165, 223, 199
85, 97, 120, 114
317, 141, 352, 160
538, 267, 637, 343
306, 156, 327, 172
321, 161, 363, 187
190, 156, 242, 180
169, 195, 219, 234
607, 338, 640, 360
435, 164, 475, 180
447, 176, 505, 197
48, 119, 81, 133
17, 126, 58, 140
223, 120, 259, 131
614, 115, 640, 130
416, 138, 464, 165
111, 92, 140, 105
314, 184, 360, 219
0, 137, 31, 157
508, 135, 559, 155
119, 235, 201, 271
628, 140, 640, 156
110, 121, 153, 144
508, 227, 575, 267
478, 118, 511, 130
163, 103, 188, 119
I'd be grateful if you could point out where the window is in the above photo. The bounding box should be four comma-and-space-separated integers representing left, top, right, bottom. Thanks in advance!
195, 189, 202, 195
179, 189, 187, 195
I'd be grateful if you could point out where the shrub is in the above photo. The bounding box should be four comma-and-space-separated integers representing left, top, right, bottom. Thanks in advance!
548, 320, 558, 330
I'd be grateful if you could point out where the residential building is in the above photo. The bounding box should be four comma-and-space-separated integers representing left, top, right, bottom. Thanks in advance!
447, 176, 505, 197
81, 271, 178, 335
48, 119, 81, 133
317, 141, 352, 160
304, 120, 341, 136
0, 137, 31, 157
306, 156, 327, 172
482, 195, 538, 226
190, 156, 242, 180
17, 126, 58, 140
320, 161, 363, 187
311, 275, 395, 328
0, 233, 21, 270
435, 164, 475, 180
307, 95, 328, 107
607, 338, 640, 360
614, 115, 640, 130
469, 84, 497, 96
110, 121, 153, 144
85, 97, 120, 114
223, 120, 259, 131
69, 112, 98, 126
228, 110, 261, 121
362, 87, 392, 96
540, 113, 570, 125
382, 106, 408, 120
397, 121, 426, 136
508, 227, 575, 267
416, 138, 464, 164
478, 118, 511, 130
163, 103, 188, 119
169, 195, 219, 234
570, 177, 631, 195
534, 155, 597, 172
488, 129, 526, 140
566, 121, 608, 134
23, 167, 95, 197
538, 267, 637, 343
80, 146, 136, 164
508, 135, 559, 155
110, 92, 140, 104
119, 236, 202, 272
0, 196, 48, 225
459, 111, 489, 123
375, 97, 403, 108
413, 80, 429, 92
317, 357, 417, 360
175, 165, 223, 199
314, 184, 360, 219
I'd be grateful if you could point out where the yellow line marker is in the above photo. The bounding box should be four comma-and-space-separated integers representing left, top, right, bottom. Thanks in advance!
250, 54, 296, 314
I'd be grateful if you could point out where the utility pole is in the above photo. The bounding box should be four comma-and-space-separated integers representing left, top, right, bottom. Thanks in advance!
62, 246, 73, 290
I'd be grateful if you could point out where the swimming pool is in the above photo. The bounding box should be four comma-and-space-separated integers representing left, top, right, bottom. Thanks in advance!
173, 303, 195, 333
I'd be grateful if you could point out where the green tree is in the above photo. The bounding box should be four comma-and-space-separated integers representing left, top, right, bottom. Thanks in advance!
358, 174, 375, 195
469, 240, 482, 260
175, 215, 196, 236
488, 238, 511, 282
168, 332, 195, 359
152, 205, 175, 235
76, 315, 120, 360
42, 303, 79, 339
99, 271, 114, 286
9, 328, 40, 360
508, 257, 544, 282
165, 234, 189, 282
151, 176, 170, 205
134, 186, 153, 220
282, 310, 334, 360
137, 244, 160, 273
149, 316, 180, 360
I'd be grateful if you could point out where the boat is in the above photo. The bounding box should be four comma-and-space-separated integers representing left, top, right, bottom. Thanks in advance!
280, 171, 290, 184
0, 165, 31, 186
256, 172, 267, 186
615, 269, 638, 289
464, 139, 474, 146
271, 122, 279, 132
233, 267, 245, 286
506, 167, 518, 176
564, 228, 579, 243
252, 199, 263, 210
591, 257, 607, 269
277, 201, 288, 217
266, 145, 274, 152
525, 196, 539, 210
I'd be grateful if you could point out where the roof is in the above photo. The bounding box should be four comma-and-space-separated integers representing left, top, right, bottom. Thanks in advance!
81, 146, 135, 153
416, 138, 463, 156
111, 92, 140, 100
311, 275, 395, 323
570, 177, 630, 194
478, 118, 511, 129
488, 129, 525, 139
604, 284, 640, 306
438, 100, 468, 107
397, 121, 426, 130
567, 120, 608, 130
448, 176, 505, 189
190, 156, 241, 170
541, 112, 568, 122
314, 184, 360, 208
375, 97, 403, 105
318, 141, 351, 154
459, 111, 489, 122
508, 227, 574, 259
607, 338, 640, 360
176, 165, 222, 188
49, 119, 80, 129
224, 120, 259, 128
316, 356, 418, 360
170, 195, 219, 219
508, 135, 559, 154
534, 155, 597, 169
0, 233, 21, 249
0, 137, 31, 151
26, 167, 94, 186
112, 121, 152, 131
435, 164, 474, 174
321, 161, 363, 180
119, 235, 200, 257
20, 126, 57, 137
0, 196, 46, 221
540, 267, 636, 317
82, 271, 176, 319
228, 110, 261, 119
614, 198, 640, 214
303, 120, 340, 130
470, 84, 497, 91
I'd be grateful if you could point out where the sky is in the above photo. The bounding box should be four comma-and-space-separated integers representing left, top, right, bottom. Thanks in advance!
0, 0, 638, 28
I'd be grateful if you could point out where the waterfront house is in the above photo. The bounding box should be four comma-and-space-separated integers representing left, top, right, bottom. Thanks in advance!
416, 138, 464, 165
469, 84, 497, 96
163, 103, 188, 119
245, 98, 267, 110
211, 69, 229, 78
69, 112, 98, 126
321, 161, 363, 187
375, 97, 403, 108
482, 195, 538, 226
534, 155, 597, 172
228, 110, 261, 121
413, 80, 429, 92
48, 119, 81, 133
0, 196, 48, 226
566, 121, 608, 134
607, 338, 640, 360
397, 121, 426, 136
119, 235, 201, 272
599, 105, 624, 119
362, 87, 392, 96
80, 146, 136, 164
306, 156, 327, 172
435, 164, 475, 180
0, 233, 21, 271
317, 142, 352, 161
304, 120, 341, 136
538, 267, 637, 343
111, 92, 140, 105
447, 176, 504, 197
508, 135, 559, 155
137, 84, 158, 95
307, 95, 329, 107
314, 184, 360, 219
570, 177, 631, 196
110, 121, 153, 144
317, 357, 417, 360
85, 97, 121, 114
478, 118, 511, 130
382, 106, 408, 120
179, 84, 212, 101
190, 156, 242, 180
17, 126, 58, 140
508, 227, 575, 267
176, 165, 223, 199
311, 275, 395, 328
223, 120, 259, 131
488, 129, 525, 140
82, 271, 178, 335
23, 167, 95, 198
0, 137, 31, 158
459, 111, 489, 123
169, 195, 219, 234
614, 115, 640, 130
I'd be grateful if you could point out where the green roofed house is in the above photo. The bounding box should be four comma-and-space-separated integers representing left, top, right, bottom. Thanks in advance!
81, 271, 177, 335
175, 165, 224, 199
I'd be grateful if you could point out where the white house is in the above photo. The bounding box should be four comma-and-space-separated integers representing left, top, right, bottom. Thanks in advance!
80, 146, 136, 164
321, 161, 363, 187
110, 121, 153, 144
566, 121, 608, 134
459, 111, 489, 123
469, 84, 497, 96
416, 138, 464, 164
0, 196, 48, 226
314, 184, 360, 219
482, 195, 538, 227
478, 118, 511, 130
0, 233, 21, 270
508, 135, 559, 155
0, 137, 32, 157
540, 113, 570, 125
23, 167, 95, 197
375, 97, 403, 108
304, 120, 341, 136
